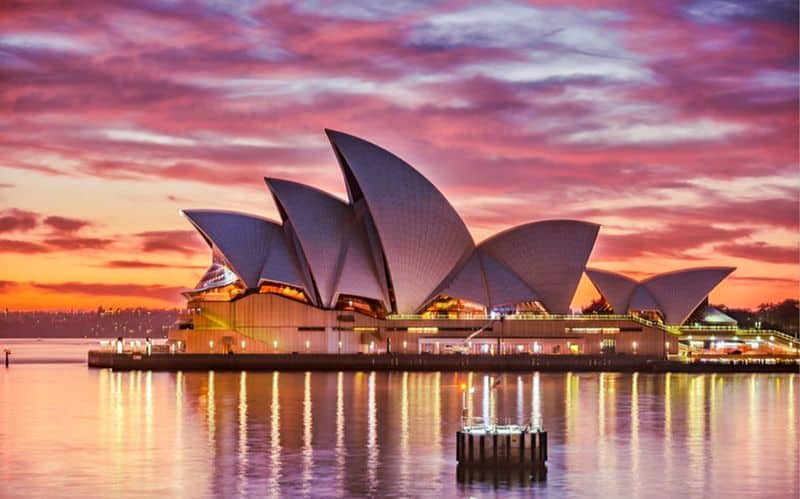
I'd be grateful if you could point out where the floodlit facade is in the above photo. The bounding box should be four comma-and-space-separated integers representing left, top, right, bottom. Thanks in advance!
167, 129, 791, 357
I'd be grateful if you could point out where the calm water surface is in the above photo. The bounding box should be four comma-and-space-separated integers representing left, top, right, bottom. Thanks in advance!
0, 340, 797, 498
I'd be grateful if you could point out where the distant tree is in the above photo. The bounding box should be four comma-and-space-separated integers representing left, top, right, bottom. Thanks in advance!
757, 299, 799, 337
717, 299, 799, 337
582, 297, 614, 315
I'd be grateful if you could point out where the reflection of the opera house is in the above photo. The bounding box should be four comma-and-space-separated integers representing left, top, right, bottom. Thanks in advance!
97, 370, 796, 496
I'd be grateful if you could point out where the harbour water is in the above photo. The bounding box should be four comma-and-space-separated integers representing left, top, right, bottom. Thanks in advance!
0, 340, 797, 498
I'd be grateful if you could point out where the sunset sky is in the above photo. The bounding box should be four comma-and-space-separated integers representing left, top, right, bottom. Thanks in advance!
0, 0, 797, 311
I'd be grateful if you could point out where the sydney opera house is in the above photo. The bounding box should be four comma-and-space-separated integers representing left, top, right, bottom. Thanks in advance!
168, 130, 796, 357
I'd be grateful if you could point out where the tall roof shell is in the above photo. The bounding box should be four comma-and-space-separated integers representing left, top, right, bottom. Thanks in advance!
326, 129, 474, 313
642, 267, 735, 325
479, 220, 599, 314
266, 178, 352, 307
181, 210, 275, 289
585, 268, 638, 313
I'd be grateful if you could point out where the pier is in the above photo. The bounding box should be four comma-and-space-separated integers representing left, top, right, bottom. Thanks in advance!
456, 417, 547, 483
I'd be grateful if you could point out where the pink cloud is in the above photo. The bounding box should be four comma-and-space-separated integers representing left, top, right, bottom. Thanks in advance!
43, 215, 92, 233
715, 242, 798, 264
43, 236, 113, 250
137, 230, 206, 255
0, 239, 50, 254
0, 209, 38, 233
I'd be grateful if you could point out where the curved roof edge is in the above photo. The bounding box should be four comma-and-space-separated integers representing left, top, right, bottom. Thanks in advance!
584, 268, 638, 313
643, 266, 735, 325
181, 209, 280, 289
479, 219, 601, 247
265, 177, 352, 307
479, 219, 599, 313
640, 266, 737, 285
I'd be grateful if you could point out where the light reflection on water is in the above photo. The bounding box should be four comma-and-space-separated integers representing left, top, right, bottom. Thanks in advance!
0, 361, 798, 498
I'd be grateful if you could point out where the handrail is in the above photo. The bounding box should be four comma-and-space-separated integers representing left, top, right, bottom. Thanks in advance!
680, 328, 799, 345
680, 325, 738, 330
463, 321, 495, 344
387, 313, 667, 323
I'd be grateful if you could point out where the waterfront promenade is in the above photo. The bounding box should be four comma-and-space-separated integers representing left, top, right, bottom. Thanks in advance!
87, 351, 799, 373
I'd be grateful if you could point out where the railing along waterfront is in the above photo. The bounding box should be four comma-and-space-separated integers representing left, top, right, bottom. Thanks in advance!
680, 327, 799, 345
386, 313, 681, 336
388, 313, 663, 324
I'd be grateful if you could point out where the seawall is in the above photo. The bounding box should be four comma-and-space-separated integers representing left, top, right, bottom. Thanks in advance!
87, 351, 799, 373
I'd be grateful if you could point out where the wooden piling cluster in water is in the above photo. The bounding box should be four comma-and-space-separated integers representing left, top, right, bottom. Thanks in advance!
456, 425, 547, 479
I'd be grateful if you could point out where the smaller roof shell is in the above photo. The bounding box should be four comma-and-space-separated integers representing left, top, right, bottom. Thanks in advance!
181, 210, 275, 289
642, 267, 735, 325
479, 220, 599, 314
586, 266, 735, 324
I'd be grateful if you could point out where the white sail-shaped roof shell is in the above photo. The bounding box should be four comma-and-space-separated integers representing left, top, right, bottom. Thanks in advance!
479, 220, 599, 314
182, 210, 275, 289
584, 268, 638, 313
642, 267, 735, 325
180, 209, 312, 298
586, 267, 735, 324
267, 177, 389, 308
266, 178, 352, 307
326, 129, 475, 314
